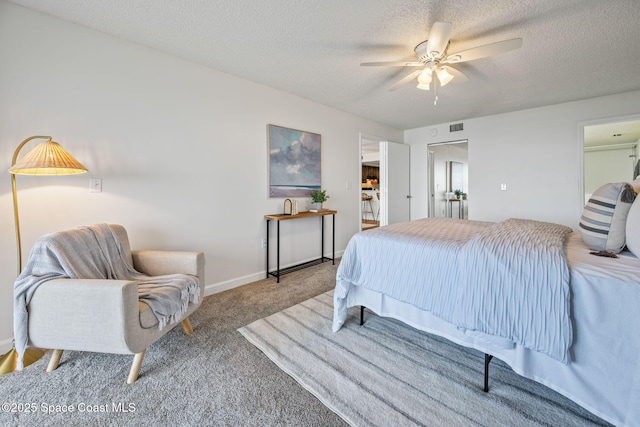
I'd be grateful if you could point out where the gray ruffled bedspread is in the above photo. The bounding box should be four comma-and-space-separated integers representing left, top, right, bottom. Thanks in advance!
455, 218, 572, 363
334, 218, 573, 363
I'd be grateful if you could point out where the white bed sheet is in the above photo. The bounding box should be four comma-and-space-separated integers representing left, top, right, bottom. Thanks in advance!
336, 231, 640, 426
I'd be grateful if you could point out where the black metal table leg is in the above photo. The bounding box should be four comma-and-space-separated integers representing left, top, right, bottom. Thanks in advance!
265, 219, 270, 278
332, 213, 335, 264
321, 215, 325, 262
276, 220, 280, 283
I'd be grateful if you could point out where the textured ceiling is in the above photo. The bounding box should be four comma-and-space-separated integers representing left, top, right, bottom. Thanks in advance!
8, 0, 640, 130
584, 120, 640, 148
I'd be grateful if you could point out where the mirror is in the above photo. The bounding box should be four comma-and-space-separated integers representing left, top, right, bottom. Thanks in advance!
428, 140, 468, 219
583, 118, 640, 205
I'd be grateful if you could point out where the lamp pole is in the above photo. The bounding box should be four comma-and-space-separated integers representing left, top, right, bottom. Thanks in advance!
10, 136, 52, 275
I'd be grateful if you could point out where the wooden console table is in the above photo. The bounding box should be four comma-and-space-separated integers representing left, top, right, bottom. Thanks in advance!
264, 210, 336, 283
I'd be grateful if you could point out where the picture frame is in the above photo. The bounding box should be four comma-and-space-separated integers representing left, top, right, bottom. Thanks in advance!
268, 124, 321, 197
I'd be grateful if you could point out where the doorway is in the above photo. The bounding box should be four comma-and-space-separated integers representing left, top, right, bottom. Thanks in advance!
360, 134, 411, 230
581, 116, 640, 208
428, 140, 469, 219
361, 136, 381, 230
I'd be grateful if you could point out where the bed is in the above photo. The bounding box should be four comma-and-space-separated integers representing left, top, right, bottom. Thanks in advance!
332, 217, 640, 427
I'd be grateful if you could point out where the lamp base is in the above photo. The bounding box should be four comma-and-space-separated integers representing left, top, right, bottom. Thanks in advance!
0, 347, 45, 375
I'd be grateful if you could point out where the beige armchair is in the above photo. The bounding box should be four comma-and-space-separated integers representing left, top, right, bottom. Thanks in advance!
26, 224, 205, 383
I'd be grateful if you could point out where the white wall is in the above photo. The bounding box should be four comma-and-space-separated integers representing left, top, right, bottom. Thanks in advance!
407, 90, 640, 228
0, 2, 403, 353
584, 146, 638, 200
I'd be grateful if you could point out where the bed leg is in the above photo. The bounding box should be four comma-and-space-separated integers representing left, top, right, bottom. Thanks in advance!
484, 354, 494, 392
360, 306, 365, 325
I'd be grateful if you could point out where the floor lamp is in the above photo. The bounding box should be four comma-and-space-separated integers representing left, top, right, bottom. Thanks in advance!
0, 136, 88, 375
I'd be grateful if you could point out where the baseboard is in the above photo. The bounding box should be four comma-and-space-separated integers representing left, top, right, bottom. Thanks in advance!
204, 250, 343, 296
204, 272, 265, 296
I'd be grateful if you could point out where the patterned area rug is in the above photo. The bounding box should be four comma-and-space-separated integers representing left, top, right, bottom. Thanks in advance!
239, 291, 610, 427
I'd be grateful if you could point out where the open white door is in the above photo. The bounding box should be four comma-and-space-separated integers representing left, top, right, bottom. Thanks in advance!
380, 141, 411, 226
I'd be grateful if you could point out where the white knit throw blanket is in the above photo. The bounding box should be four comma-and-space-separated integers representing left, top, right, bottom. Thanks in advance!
13, 224, 200, 369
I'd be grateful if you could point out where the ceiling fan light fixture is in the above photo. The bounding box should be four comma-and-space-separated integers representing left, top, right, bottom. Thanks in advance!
435, 67, 454, 86
416, 69, 432, 90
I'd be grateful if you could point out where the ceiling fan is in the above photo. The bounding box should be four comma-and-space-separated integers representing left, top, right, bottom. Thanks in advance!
361, 22, 522, 96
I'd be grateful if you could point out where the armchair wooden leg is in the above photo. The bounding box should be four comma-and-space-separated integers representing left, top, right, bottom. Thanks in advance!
127, 351, 145, 384
181, 318, 193, 335
46, 349, 64, 372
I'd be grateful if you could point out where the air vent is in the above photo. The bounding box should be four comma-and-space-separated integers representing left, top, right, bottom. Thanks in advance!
450, 123, 463, 132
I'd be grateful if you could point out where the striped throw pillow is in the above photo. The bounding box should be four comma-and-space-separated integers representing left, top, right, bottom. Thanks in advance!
579, 182, 636, 253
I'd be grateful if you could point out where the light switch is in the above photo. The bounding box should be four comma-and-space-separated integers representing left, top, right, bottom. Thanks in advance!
500, 183, 507, 191
90, 178, 102, 193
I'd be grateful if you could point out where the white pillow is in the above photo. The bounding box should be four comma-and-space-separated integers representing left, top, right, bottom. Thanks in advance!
579, 182, 635, 253
626, 198, 640, 257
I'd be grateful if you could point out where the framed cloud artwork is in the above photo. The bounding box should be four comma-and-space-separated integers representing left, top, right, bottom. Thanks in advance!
268, 124, 321, 197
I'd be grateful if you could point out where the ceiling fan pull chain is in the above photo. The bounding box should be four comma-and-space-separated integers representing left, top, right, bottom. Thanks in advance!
434, 80, 438, 106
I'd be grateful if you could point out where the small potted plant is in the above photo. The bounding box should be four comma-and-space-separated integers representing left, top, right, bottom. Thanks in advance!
454, 189, 464, 200
310, 189, 329, 211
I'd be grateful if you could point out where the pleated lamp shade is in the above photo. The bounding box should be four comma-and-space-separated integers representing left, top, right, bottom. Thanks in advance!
9, 139, 88, 175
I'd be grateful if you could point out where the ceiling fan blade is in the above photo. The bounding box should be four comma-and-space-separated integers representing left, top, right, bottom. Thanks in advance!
443, 38, 522, 64
425, 22, 452, 57
389, 69, 423, 91
360, 61, 423, 67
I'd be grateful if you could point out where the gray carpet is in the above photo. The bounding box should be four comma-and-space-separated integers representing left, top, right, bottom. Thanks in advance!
239, 291, 612, 427
0, 261, 344, 427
